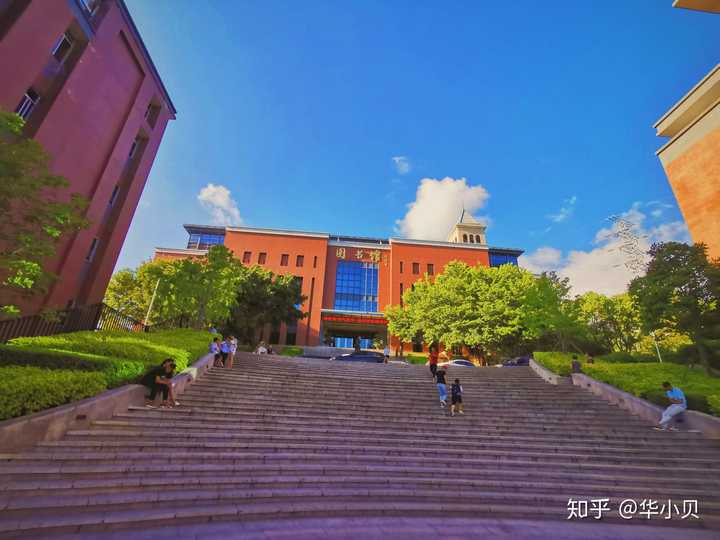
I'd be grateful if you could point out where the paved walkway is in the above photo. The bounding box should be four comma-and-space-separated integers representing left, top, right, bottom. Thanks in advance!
33, 517, 720, 540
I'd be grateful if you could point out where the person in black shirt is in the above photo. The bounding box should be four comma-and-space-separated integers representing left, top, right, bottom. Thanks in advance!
451, 378, 464, 416
142, 358, 177, 408
436, 369, 448, 407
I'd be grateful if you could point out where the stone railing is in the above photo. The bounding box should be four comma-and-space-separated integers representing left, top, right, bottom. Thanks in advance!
0, 353, 214, 453
529, 359, 571, 385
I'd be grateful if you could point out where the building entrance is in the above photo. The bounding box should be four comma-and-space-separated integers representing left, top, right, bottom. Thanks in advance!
320, 310, 388, 350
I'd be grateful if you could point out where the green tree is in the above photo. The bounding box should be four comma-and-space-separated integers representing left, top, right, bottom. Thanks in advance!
387, 261, 535, 358
522, 272, 587, 353
576, 292, 642, 353
385, 304, 419, 353
629, 242, 720, 373
226, 266, 305, 345
0, 110, 88, 316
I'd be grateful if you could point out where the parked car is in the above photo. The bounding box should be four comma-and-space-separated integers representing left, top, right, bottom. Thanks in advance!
502, 356, 530, 367
330, 350, 385, 363
438, 358, 476, 368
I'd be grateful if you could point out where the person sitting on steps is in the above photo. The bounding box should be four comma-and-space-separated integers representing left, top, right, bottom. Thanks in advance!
654, 381, 687, 431
142, 359, 178, 408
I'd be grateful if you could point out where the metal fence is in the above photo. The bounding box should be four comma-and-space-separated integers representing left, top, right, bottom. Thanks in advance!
0, 303, 148, 343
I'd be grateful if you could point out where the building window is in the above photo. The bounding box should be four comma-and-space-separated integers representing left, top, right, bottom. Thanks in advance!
144, 102, 161, 128
427, 263, 434, 275
489, 252, 519, 267
476, 234, 482, 243
51, 33, 74, 63
412, 262, 419, 275
285, 321, 298, 345
469, 235, 475, 243
258, 252, 267, 264
333, 260, 379, 312
313, 255, 317, 268
280, 254, 289, 266
15, 88, 40, 120
400, 261, 403, 274
242, 251, 251, 263
79, 0, 100, 14
128, 136, 141, 160
400, 283, 404, 306
187, 232, 224, 250
462, 234, 468, 243
108, 184, 120, 207
85, 238, 99, 262
296, 255, 304, 267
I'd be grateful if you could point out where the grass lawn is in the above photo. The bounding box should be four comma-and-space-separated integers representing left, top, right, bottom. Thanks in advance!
534, 351, 720, 416
0, 329, 213, 420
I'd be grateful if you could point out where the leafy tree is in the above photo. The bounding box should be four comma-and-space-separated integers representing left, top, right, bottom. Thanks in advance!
629, 242, 720, 373
0, 110, 88, 316
522, 272, 587, 353
385, 304, 419, 354
387, 261, 536, 358
576, 292, 642, 353
225, 266, 305, 345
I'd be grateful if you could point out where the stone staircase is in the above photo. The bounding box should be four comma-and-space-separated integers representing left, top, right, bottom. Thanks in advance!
1, 352, 719, 538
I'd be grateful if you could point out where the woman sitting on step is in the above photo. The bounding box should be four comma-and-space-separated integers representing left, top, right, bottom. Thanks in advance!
142, 359, 178, 408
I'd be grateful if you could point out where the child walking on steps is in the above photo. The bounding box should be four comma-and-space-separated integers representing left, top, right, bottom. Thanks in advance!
451, 378, 464, 416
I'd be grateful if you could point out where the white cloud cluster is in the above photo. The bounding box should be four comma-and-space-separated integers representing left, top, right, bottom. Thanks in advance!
519, 203, 690, 296
395, 177, 489, 240
197, 183, 243, 226
392, 156, 411, 175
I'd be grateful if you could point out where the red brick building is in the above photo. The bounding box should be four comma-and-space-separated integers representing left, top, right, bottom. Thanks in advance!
0, 0, 175, 313
155, 213, 523, 350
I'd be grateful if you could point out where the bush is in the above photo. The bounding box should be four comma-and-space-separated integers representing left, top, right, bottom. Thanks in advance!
533, 352, 585, 376
596, 352, 657, 363
0, 366, 106, 421
280, 346, 303, 357
708, 395, 720, 417
641, 388, 712, 415
0, 345, 144, 387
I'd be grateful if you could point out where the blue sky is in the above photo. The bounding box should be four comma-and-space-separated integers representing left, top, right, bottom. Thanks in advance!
118, 0, 718, 294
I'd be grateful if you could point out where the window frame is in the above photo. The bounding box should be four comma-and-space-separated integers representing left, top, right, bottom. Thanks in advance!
280, 254, 289, 267
412, 262, 419, 275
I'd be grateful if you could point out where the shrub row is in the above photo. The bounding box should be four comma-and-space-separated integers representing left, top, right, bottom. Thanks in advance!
0, 345, 145, 388
0, 366, 106, 421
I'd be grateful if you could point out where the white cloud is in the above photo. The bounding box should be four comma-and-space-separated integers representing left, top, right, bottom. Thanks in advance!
197, 183, 243, 226
392, 156, 411, 175
547, 195, 577, 224
395, 177, 489, 240
518, 247, 563, 274
520, 205, 690, 295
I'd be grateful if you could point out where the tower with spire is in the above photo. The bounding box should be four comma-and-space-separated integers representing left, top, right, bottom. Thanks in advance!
447, 208, 487, 245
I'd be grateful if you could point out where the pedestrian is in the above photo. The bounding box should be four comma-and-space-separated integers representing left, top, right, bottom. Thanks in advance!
142, 359, 178, 408
571, 354, 582, 374
383, 344, 390, 363
210, 337, 223, 367
428, 346, 439, 381
220, 336, 231, 367
436, 368, 448, 407
225, 335, 236, 369
451, 378, 464, 416
654, 381, 687, 431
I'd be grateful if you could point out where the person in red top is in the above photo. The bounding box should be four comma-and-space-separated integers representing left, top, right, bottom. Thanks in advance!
428, 346, 439, 381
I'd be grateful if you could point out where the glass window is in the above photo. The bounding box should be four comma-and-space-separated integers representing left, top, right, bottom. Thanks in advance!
333, 260, 379, 312
400, 261, 403, 274
469, 235, 475, 243
412, 262, 419, 275
281, 254, 289, 266
15, 88, 40, 120
242, 251, 251, 263
187, 232, 224, 250
400, 283, 404, 306
476, 234, 482, 243
463, 234, 468, 242
489, 253, 519, 267
313, 255, 317, 268
296, 255, 304, 267
51, 33, 74, 63
258, 252, 267, 264
427, 263, 434, 275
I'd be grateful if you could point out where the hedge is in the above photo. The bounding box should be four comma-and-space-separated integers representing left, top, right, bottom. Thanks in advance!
279, 346, 303, 357
0, 345, 145, 388
0, 366, 106, 421
533, 352, 584, 376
